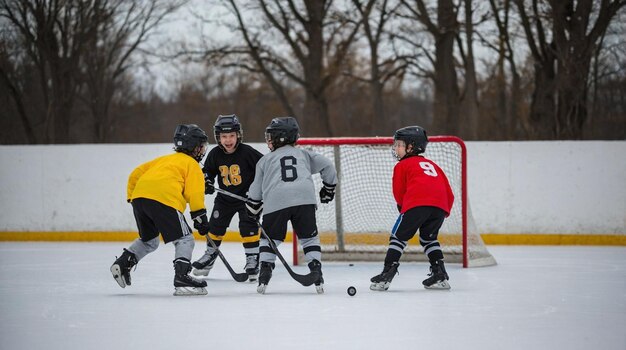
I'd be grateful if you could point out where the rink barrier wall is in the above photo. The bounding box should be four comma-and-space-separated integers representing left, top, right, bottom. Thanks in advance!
1, 141, 624, 243
1, 231, 625, 246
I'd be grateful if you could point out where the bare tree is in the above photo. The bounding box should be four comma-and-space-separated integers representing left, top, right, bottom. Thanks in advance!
1, 0, 95, 142
482, 0, 525, 138
397, 0, 462, 135
550, 0, 625, 139
513, 0, 557, 138
350, 0, 408, 133
0, 27, 37, 143
0, 0, 182, 143
81, 0, 186, 142
588, 11, 626, 138
456, 0, 481, 139
514, 0, 626, 139
209, 0, 361, 136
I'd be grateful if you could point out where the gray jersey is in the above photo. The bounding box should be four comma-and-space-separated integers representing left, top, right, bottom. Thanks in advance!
248, 145, 337, 215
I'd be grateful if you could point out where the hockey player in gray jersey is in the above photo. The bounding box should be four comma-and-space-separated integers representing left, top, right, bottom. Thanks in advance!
246, 117, 337, 294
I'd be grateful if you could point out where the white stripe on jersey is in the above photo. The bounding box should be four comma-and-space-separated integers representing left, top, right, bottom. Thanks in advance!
177, 211, 192, 236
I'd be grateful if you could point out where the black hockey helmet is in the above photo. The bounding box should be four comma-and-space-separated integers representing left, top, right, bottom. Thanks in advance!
393, 126, 428, 159
214, 114, 243, 150
265, 117, 300, 150
173, 124, 209, 161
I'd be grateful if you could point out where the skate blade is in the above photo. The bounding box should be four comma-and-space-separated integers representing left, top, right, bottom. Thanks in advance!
173, 286, 208, 296
315, 284, 324, 294
424, 280, 451, 290
192, 268, 210, 277
257, 284, 267, 294
110, 265, 126, 288
369, 282, 390, 291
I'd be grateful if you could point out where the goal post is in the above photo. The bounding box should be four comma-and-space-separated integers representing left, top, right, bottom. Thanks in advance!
292, 136, 496, 268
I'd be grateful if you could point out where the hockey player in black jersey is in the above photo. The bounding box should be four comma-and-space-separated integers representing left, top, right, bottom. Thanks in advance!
192, 115, 264, 282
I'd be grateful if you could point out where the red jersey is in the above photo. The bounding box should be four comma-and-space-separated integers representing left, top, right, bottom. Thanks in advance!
392, 155, 454, 215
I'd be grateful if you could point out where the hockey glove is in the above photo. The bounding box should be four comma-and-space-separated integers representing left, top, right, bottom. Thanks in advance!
245, 199, 263, 222
319, 182, 336, 203
204, 173, 215, 195
190, 209, 210, 235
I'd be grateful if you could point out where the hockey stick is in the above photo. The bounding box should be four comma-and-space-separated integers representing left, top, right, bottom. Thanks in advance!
256, 221, 320, 287
199, 172, 248, 282
204, 234, 249, 282
212, 187, 320, 287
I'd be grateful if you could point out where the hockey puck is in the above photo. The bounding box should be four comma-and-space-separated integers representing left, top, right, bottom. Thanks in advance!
348, 263, 354, 266
347, 286, 357, 296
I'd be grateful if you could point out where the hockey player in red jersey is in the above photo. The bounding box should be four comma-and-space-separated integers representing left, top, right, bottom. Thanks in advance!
370, 126, 454, 291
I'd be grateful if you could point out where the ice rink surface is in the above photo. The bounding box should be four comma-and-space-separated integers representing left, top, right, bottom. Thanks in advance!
1, 242, 625, 350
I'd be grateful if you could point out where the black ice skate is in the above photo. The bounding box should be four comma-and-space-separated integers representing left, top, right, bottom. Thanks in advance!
308, 260, 324, 294
256, 261, 275, 294
174, 258, 208, 296
244, 253, 259, 283
110, 249, 138, 288
422, 260, 451, 290
192, 249, 218, 276
370, 261, 400, 291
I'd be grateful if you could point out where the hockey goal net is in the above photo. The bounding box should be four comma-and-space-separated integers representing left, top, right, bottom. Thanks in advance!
293, 136, 496, 268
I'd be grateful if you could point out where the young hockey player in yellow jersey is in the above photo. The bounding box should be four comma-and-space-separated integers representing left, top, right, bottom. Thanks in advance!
110, 124, 212, 296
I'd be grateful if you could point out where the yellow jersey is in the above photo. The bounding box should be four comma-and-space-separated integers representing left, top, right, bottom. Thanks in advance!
127, 152, 205, 213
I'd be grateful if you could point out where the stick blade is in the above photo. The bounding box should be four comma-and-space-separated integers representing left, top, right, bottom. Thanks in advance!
213, 245, 249, 282
292, 271, 321, 287
232, 272, 249, 282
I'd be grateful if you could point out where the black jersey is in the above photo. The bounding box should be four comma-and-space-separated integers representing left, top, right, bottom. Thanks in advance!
203, 143, 263, 204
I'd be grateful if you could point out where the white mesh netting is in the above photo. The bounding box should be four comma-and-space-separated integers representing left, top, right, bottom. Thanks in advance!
297, 137, 496, 267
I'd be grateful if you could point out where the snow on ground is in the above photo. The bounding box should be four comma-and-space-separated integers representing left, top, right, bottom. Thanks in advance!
1, 242, 625, 350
